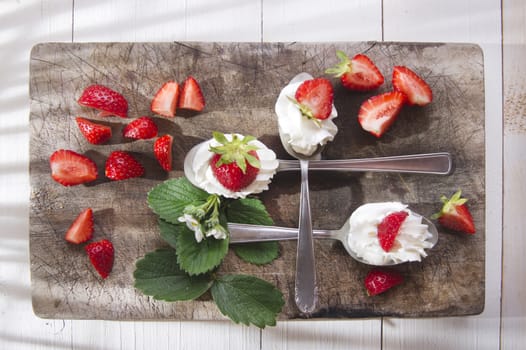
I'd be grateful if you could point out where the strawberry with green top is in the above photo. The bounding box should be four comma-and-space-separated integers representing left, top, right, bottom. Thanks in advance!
326, 50, 384, 91
432, 190, 476, 234
291, 78, 334, 123
209, 132, 261, 192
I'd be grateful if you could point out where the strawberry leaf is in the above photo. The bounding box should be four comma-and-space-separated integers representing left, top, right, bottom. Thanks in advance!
211, 274, 284, 328
232, 242, 279, 265
226, 197, 274, 225
134, 248, 213, 301
147, 177, 209, 224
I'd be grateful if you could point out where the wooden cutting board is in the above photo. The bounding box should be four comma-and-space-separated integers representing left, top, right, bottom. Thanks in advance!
29, 42, 485, 320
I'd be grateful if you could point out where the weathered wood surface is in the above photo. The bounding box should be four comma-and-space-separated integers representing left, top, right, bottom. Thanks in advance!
29, 42, 485, 320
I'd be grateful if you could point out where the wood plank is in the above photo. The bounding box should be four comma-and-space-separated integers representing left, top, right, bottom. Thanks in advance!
383, 0, 502, 349
502, 0, 526, 348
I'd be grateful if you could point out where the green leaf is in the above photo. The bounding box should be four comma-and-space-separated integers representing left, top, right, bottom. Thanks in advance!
158, 218, 179, 249
226, 197, 274, 226
175, 223, 229, 275
232, 242, 279, 265
134, 248, 213, 301
211, 274, 284, 328
147, 178, 209, 224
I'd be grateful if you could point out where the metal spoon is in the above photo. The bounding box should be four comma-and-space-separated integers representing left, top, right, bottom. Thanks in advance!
227, 214, 438, 266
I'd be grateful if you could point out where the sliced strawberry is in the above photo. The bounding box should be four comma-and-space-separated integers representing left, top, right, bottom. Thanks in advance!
326, 51, 384, 91
377, 211, 409, 252
75, 117, 112, 145
294, 78, 334, 120
392, 66, 433, 106
105, 151, 144, 181
65, 208, 94, 244
209, 132, 260, 192
78, 85, 128, 118
364, 268, 404, 296
50, 149, 98, 186
151, 81, 179, 118
432, 190, 476, 234
154, 135, 173, 171
357, 91, 405, 138
123, 116, 158, 139
85, 239, 114, 279
178, 76, 205, 112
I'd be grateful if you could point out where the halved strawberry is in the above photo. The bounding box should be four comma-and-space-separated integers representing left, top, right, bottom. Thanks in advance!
75, 117, 112, 144
326, 51, 384, 91
294, 78, 334, 121
178, 76, 205, 112
85, 239, 114, 279
364, 268, 404, 296
65, 208, 94, 244
78, 84, 128, 118
357, 91, 405, 138
432, 190, 476, 234
123, 116, 158, 139
105, 151, 144, 181
154, 135, 173, 171
377, 211, 409, 252
50, 149, 98, 186
151, 81, 179, 118
209, 132, 260, 192
392, 66, 433, 106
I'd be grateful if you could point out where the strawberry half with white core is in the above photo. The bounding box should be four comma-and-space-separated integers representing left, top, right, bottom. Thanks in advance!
75, 117, 112, 145
151, 81, 179, 118
50, 149, 98, 186
364, 268, 404, 296
209, 132, 261, 192
392, 66, 433, 106
292, 77, 334, 123
326, 51, 384, 91
78, 84, 128, 118
357, 91, 405, 138
432, 190, 476, 234
178, 76, 205, 112
377, 211, 409, 252
65, 208, 94, 244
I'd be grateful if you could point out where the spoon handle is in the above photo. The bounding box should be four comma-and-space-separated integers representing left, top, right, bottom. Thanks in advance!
277, 152, 452, 175
295, 159, 317, 314
227, 223, 333, 243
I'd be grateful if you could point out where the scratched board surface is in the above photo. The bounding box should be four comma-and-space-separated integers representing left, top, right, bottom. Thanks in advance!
29, 42, 485, 320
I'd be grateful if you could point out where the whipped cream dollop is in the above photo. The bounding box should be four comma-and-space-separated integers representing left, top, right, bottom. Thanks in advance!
347, 202, 434, 265
185, 134, 279, 199
275, 73, 338, 157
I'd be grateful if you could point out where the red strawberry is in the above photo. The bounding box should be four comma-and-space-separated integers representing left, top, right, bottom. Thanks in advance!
65, 208, 94, 244
50, 149, 98, 186
123, 116, 158, 139
78, 84, 128, 118
326, 51, 384, 91
392, 66, 433, 106
357, 91, 405, 138
105, 151, 144, 181
151, 81, 179, 118
154, 135, 173, 171
377, 211, 409, 252
364, 268, 404, 296
294, 78, 334, 120
209, 132, 260, 191
432, 190, 476, 234
85, 239, 114, 279
178, 76, 205, 112
75, 117, 112, 144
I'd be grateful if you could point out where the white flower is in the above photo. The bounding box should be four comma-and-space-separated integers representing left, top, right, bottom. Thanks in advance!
178, 214, 204, 242
206, 225, 227, 240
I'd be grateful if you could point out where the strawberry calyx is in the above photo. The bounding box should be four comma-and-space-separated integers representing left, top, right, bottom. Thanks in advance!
431, 190, 468, 220
209, 132, 260, 174
325, 50, 351, 77
286, 96, 322, 127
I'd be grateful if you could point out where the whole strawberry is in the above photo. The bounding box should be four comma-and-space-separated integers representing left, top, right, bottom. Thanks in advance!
75, 117, 112, 144
209, 132, 260, 192
326, 50, 384, 91
78, 84, 128, 118
85, 239, 114, 279
364, 268, 404, 296
123, 116, 158, 139
105, 151, 144, 181
432, 190, 476, 234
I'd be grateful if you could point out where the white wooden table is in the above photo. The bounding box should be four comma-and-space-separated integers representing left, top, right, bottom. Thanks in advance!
0, 1, 523, 349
